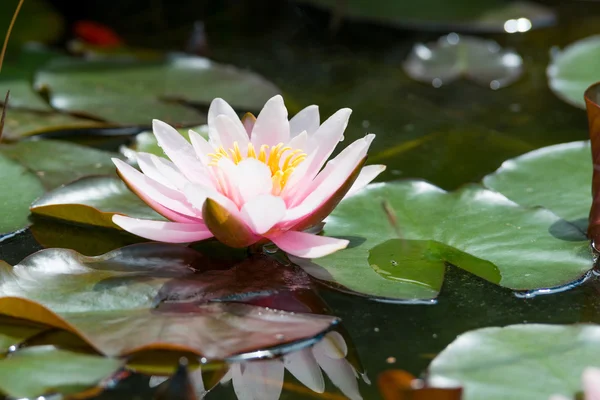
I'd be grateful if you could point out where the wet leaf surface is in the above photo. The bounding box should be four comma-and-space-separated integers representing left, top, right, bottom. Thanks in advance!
30, 175, 163, 228
428, 324, 600, 400
548, 35, 600, 109
0, 345, 122, 398
403, 34, 523, 89
0, 153, 45, 238
34, 55, 280, 125
294, 181, 592, 301
0, 244, 337, 359
483, 140, 591, 225
295, 0, 555, 32
0, 139, 121, 189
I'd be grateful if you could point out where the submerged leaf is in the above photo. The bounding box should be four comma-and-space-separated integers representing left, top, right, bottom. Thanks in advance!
294, 181, 592, 301
403, 34, 523, 89
30, 175, 163, 228
0, 345, 122, 398
34, 55, 280, 125
428, 324, 600, 400
585, 85, 600, 246
0, 244, 337, 359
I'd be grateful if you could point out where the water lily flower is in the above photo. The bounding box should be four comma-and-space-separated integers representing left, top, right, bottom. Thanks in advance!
549, 367, 600, 400
112, 95, 385, 258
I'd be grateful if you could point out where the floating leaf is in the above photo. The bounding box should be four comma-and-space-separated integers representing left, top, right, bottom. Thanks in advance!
0, 153, 45, 238
1, 106, 108, 141
0, 139, 121, 189
0, 244, 337, 359
428, 324, 600, 400
30, 175, 162, 229
0, 346, 122, 398
403, 34, 523, 89
547, 35, 600, 109
483, 140, 591, 226
294, 181, 592, 301
0, 0, 64, 46
585, 85, 600, 244
296, 0, 555, 32
34, 55, 280, 125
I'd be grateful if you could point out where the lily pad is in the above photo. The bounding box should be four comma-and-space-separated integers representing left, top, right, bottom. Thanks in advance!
483, 140, 591, 226
428, 324, 600, 400
296, 0, 555, 33
294, 181, 592, 301
0, 153, 45, 239
0, 244, 337, 359
0, 139, 121, 189
1, 106, 108, 141
0, 345, 122, 398
34, 55, 280, 125
547, 35, 600, 109
30, 175, 163, 229
403, 34, 523, 89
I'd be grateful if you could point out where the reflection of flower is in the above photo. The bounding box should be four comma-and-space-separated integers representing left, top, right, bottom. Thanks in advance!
220, 331, 368, 400
549, 367, 600, 400
112, 95, 384, 258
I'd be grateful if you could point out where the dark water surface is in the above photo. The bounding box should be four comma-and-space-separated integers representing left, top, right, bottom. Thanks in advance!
6, 0, 600, 398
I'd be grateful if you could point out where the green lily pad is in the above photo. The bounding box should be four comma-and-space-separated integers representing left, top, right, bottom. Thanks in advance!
483, 140, 591, 226
294, 181, 592, 301
0, 345, 122, 398
428, 324, 600, 400
0, 244, 337, 359
0, 153, 45, 238
0, 0, 64, 46
30, 175, 163, 228
296, 0, 555, 32
547, 35, 600, 109
34, 55, 280, 125
0, 139, 121, 189
1, 106, 108, 141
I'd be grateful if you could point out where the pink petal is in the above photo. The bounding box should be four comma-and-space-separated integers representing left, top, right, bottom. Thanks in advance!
583, 367, 600, 400
208, 98, 244, 130
315, 331, 348, 359
304, 108, 352, 173
182, 183, 239, 216
243, 361, 285, 400
242, 113, 256, 136
251, 95, 290, 147
268, 231, 349, 258
312, 349, 362, 400
283, 135, 374, 222
343, 164, 386, 199
240, 194, 286, 235
283, 348, 325, 393
152, 120, 212, 187
151, 155, 190, 191
136, 153, 175, 189
235, 158, 274, 204
214, 115, 250, 149
288, 130, 308, 152
112, 215, 212, 243
189, 129, 214, 165
290, 105, 320, 137
113, 158, 198, 218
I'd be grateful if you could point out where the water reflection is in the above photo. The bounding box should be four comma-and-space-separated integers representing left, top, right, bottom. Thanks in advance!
151, 330, 368, 399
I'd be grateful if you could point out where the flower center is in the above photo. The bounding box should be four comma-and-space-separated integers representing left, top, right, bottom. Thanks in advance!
208, 142, 307, 194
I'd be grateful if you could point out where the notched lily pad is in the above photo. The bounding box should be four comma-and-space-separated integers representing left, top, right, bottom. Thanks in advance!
403, 34, 523, 89
294, 181, 592, 302
428, 324, 600, 400
34, 55, 280, 126
0, 244, 338, 360
30, 175, 163, 229
547, 35, 600, 109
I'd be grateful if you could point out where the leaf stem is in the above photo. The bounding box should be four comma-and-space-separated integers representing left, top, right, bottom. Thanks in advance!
0, 0, 25, 73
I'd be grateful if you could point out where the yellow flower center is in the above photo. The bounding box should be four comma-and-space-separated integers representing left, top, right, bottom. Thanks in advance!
208, 142, 307, 194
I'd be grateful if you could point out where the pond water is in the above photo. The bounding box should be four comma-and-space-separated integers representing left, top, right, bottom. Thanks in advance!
3, 0, 600, 398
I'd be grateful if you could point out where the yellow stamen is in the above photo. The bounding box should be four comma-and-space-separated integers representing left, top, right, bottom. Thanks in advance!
207, 141, 307, 192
